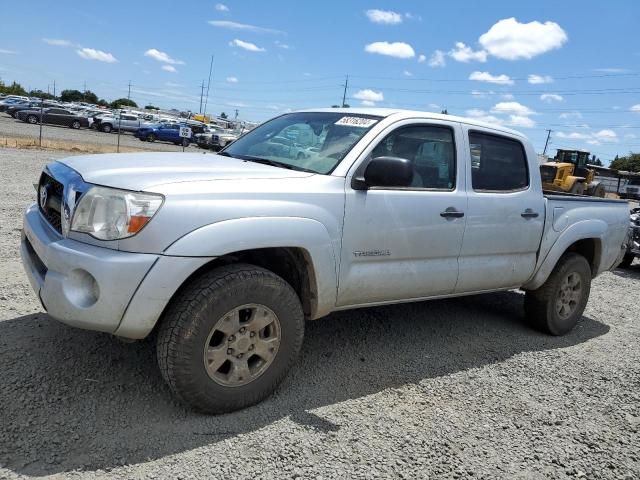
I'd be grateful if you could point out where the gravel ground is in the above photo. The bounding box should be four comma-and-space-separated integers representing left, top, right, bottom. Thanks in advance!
0, 114, 199, 152
0, 146, 639, 479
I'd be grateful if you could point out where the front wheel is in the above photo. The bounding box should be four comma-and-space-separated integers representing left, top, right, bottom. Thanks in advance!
27, 115, 38, 124
146, 133, 156, 142
156, 264, 304, 413
524, 253, 591, 335
181, 138, 190, 147
70, 120, 81, 129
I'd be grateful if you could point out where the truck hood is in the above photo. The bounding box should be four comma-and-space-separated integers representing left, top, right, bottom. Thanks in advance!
57, 152, 314, 191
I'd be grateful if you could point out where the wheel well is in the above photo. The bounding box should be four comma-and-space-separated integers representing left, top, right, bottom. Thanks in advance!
174, 247, 317, 319
565, 238, 600, 276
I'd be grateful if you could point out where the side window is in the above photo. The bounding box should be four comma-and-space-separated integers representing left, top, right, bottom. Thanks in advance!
469, 132, 529, 191
371, 125, 456, 189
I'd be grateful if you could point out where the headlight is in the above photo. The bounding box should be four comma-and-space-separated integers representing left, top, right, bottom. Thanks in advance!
71, 186, 163, 240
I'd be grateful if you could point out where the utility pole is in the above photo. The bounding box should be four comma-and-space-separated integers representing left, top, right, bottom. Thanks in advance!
203, 55, 214, 122
234, 109, 239, 121
52, 80, 56, 98
127, 80, 132, 100
199, 80, 205, 113
543, 129, 553, 156
83, 81, 86, 103
341, 75, 349, 107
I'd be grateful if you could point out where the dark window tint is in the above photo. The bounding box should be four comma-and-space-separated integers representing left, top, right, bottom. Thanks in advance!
48, 108, 67, 114
371, 125, 456, 189
469, 132, 528, 191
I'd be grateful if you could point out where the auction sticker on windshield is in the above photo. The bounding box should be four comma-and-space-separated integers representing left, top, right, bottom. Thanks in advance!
335, 116, 378, 128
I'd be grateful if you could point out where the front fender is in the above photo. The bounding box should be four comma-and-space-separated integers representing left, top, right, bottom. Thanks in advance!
164, 216, 338, 318
523, 219, 606, 290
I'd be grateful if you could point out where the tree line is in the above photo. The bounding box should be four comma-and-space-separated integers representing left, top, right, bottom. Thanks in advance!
610, 153, 640, 173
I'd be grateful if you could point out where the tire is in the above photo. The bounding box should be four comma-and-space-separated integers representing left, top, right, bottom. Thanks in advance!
146, 133, 156, 142
569, 183, 584, 195
594, 184, 606, 198
26, 115, 38, 125
618, 253, 635, 269
156, 264, 304, 413
181, 138, 190, 147
524, 253, 592, 336
70, 120, 81, 129
101, 124, 112, 133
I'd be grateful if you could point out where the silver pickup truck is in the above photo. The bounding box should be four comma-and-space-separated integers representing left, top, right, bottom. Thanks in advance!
21, 108, 629, 413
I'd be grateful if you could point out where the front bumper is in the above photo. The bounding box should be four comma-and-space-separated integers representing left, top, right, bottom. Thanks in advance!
21, 203, 214, 338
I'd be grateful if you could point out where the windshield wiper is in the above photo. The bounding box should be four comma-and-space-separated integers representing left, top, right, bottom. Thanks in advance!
240, 156, 316, 173
217, 151, 233, 157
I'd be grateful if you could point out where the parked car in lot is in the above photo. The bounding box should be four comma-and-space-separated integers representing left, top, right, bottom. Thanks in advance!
619, 207, 640, 267
16, 107, 90, 129
0, 98, 30, 112
619, 178, 640, 200
21, 108, 629, 414
134, 122, 191, 146
93, 113, 154, 133
5, 101, 60, 118
194, 127, 238, 150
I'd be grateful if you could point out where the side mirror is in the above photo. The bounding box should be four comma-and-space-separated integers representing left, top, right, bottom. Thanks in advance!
352, 156, 414, 190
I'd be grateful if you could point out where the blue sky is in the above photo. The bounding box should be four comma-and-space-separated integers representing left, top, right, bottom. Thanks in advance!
1, 0, 639, 162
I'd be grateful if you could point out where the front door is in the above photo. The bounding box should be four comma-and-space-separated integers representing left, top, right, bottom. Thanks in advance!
337, 121, 467, 307
455, 127, 545, 292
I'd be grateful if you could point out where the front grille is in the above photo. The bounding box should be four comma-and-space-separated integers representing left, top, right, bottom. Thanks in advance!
38, 172, 64, 234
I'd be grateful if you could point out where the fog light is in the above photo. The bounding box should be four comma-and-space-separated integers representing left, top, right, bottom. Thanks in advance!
63, 269, 99, 308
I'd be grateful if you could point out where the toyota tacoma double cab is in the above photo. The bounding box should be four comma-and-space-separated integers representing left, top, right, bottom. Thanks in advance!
21, 109, 630, 413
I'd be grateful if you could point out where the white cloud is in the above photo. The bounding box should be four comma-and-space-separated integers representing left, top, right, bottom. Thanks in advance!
42, 38, 72, 47
365, 9, 403, 25
471, 90, 494, 98
428, 103, 441, 110
556, 129, 618, 145
161, 65, 177, 73
469, 71, 514, 85
208, 20, 284, 35
226, 76, 238, 83
528, 74, 553, 84
0, 48, 17, 54
226, 101, 249, 108
229, 39, 266, 52
540, 93, 563, 103
507, 115, 535, 128
448, 42, 487, 63
417, 54, 426, 63
215, 3, 229, 11
353, 89, 384, 103
501, 93, 515, 100
364, 41, 415, 59
428, 50, 445, 67
76, 48, 117, 63
403, 70, 413, 77
559, 112, 583, 120
274, 40, 291, 49
361, 100, 376, 107
479, 17, 568, 60
144, 48, 185, 65
491, 101, 535, 116
631, 104, 640, 113
465, 109, 505, 125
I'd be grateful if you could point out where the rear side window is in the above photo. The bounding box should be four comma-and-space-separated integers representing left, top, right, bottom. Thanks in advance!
469, 132, 529, 191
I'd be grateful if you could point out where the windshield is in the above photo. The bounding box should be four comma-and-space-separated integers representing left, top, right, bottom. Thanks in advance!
221, 112, 381, 174
629, 179, 640, 186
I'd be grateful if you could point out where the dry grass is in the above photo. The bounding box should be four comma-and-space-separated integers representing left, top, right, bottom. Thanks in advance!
0, 136, 154, 154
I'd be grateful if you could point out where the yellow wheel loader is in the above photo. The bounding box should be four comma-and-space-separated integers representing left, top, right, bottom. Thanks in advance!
540, 149, 605, 197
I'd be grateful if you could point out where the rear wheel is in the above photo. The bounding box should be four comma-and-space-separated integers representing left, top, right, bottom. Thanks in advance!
181, 138, 190, 147
569, 182, 584, 195
27, 115, 38, 124
156, 264, 304, 413
524, 253, 591, 335
70, 120, 81, 129
101, 124, 112, 133
146, 133, 156, 142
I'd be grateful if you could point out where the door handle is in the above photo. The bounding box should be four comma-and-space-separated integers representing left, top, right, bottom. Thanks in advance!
521, 209, 539, 219
440, 208, 464, 218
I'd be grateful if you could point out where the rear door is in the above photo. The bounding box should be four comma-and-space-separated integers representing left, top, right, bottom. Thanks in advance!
455, 127, 544, 292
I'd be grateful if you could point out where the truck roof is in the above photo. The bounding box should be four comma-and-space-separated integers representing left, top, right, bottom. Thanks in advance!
296, 107, 526, 139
